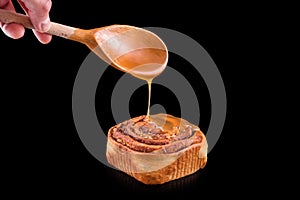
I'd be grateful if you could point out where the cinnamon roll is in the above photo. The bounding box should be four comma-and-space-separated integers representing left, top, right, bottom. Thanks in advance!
106, 113, 208, 185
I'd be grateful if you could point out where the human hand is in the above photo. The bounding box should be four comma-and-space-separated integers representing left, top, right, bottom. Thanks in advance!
0, 0, 52, 44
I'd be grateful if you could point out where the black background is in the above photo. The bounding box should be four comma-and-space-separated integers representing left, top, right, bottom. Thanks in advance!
1, 1, 257, 198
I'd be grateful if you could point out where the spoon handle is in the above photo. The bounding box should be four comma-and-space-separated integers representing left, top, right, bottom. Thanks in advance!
0, 9, 76, 40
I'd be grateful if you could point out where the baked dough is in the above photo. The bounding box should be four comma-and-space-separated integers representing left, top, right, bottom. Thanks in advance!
106, 113, 208, 184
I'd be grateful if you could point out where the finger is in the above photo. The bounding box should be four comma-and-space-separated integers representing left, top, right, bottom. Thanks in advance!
0, 0, 25, 39
1, 23, 25, 39
32, 29, 52, 44
20, 0, 52, 32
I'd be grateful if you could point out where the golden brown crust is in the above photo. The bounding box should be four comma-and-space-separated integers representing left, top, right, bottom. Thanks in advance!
106, 114, 208, 184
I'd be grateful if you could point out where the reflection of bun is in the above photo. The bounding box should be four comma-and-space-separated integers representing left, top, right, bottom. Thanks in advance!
106, 114, 208, 185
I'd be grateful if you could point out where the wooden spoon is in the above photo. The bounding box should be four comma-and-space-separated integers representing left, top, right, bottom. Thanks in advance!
0, 9, 168, 81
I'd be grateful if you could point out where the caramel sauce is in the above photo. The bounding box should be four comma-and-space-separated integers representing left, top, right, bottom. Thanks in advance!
114, 48, 167, 81
110, 113, 202, 153
114, 48, 167, 117
146, 79, 152, 117
113, 48, 193, 132
147, 113, 199, 136
112, 47, 196, 134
